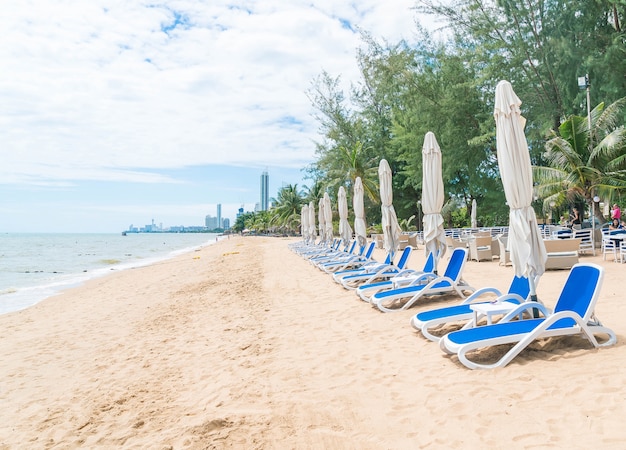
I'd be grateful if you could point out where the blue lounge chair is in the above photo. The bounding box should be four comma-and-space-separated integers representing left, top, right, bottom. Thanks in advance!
356, 252, 435, 302
329, 245, 391, 281
320, 241, 376, 273
296, 238, 340, 258
439, 263, 616, 369
410, 275, 531, 342
371, 247, 474, 313
339, 246, 413, 290
309, 240, 356, 267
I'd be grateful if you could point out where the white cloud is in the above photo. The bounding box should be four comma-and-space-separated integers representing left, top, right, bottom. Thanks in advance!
0, 1, 435, 232
1, 1, 423, 186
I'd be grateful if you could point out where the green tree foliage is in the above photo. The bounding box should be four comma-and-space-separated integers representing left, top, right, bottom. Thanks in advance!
306, 71, 384, 223
535, 98, 626, 221
270, 184, 305, 232
302, 179, 324, 205
416, 0, 626, 132
303, 1, 626, 228
232, 211, 254, 233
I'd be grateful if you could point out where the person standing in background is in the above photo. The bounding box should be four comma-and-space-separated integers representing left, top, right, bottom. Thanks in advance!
570, 207, 581, 226
611, 204, 621, 221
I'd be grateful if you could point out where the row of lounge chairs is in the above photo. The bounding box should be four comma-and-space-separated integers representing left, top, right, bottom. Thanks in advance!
290, 237, 616, 370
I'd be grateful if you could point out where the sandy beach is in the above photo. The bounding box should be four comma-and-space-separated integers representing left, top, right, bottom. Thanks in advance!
1, 235, 625, 449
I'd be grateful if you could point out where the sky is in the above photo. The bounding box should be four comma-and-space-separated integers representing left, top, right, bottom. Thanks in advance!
0, 1, 434, 233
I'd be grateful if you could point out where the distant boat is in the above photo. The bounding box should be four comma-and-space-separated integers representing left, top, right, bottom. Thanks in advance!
121, 231, 127, 236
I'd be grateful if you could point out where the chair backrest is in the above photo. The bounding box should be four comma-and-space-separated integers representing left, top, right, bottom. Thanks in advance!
474, 235, 492, 248
508, 276, 530, 299
446, 236, 465, 249
395, 246, 413, 269
423, 252, 435, 273
363, 241, 376, 259
354, 241, 374, 258
370, 252, 394, 267
341, 240, 356, 254
553, 264, 603, 321
442, 248, 468, 281
602, 236, 616, 249
573, 228, 592, 242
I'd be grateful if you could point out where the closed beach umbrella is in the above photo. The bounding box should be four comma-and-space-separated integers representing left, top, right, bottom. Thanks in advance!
301, 204, 309, 242
422, 132, 447, 274
379, 159, 401, 263
353, 177, 368, 248
471, 198, 477, 228
308, 201, 317, 243
338, 186, 352, 247
494, 80, 547, 302
324, 192, 334, 245
318, 198, 326, 244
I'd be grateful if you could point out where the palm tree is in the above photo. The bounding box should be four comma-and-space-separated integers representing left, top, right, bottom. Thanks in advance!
302, 179, 325, 204
534, 97, 626, 222
232, 211, 253, 233
325, 141, 379, 202
270, 184, 304, 233
399, 214, 416, 232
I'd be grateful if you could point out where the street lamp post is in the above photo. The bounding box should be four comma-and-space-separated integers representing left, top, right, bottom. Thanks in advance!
592, 195, 600, 256
417, 200, 422, 234
579, 74, 596, 255
578, 74, 593, 149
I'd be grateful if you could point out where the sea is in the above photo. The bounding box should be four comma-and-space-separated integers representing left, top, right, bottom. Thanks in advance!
0, 232, 220, 315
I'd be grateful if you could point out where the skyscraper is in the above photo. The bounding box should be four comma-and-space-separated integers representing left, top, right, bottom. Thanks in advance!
205, 215, 218, 229
217, 203, 222, 229
260, 170, 269, 211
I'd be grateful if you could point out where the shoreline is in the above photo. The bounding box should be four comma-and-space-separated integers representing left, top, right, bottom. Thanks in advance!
0, 235, 624, 448
0, 233, 223, 316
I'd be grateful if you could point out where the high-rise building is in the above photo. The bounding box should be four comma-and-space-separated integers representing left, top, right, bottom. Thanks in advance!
205, 215, 218, 229
260, 170, 269, 211
217, 203, 222, 228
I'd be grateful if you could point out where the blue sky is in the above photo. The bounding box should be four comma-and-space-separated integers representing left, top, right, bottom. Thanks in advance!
0, 1, 432, 232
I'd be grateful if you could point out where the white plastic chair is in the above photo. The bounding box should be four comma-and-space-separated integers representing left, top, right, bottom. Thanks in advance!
620, 241, 626, 264
573, 228, 593, 254
602, 237, 617, 262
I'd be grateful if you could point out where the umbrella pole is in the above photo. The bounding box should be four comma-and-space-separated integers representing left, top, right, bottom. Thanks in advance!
529, 276, 540, 318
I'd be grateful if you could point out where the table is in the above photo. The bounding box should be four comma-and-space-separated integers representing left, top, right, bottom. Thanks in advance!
470, 301, 518, 325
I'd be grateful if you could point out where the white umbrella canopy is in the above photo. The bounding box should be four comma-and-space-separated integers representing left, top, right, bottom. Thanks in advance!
318, 198, 326, 244
471, 198, 477, 228
422, 131, 447, 273
301, 204, 309, 242
308, 201, 317, 243
379, 159, 401, 263
338, 186, 352, 246
353, 177, 368, 248
323, 192, 334, 245
494, 80, 547, 301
